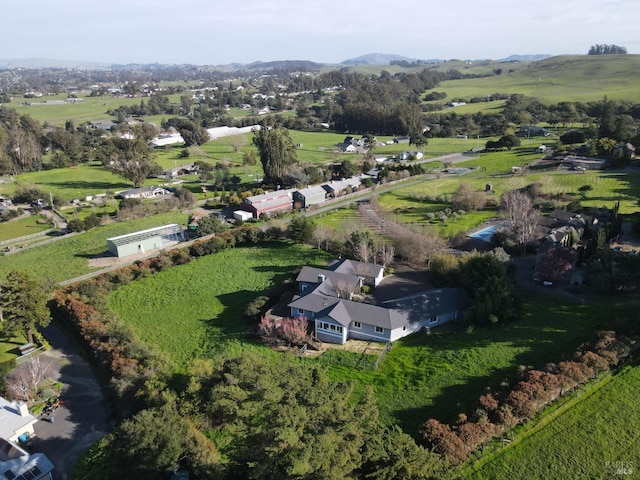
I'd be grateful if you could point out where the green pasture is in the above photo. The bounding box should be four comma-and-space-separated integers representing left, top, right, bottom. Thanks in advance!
108, 243, 333, 370
318, 298, 620, 436
0, 215, 52, 241
424, 100, 508, 115
9, 92, 184, 126
0, 211, 188, 283
430, 55, 640, 104
0, 164, 138, 202
465, 363, 640, 479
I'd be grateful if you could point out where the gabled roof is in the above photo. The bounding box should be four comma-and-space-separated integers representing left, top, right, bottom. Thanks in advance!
294, 186, 326, 198
296, 266, 361, 293
244, 189, 295, 205
327, 258, 384, 280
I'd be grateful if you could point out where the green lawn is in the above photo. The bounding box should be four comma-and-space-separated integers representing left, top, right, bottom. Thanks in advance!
108, 243, 333, 371
0, 211, 188, 283
315, 298, 618, 437
0, 215, 52, 241
464, 364, 640, 479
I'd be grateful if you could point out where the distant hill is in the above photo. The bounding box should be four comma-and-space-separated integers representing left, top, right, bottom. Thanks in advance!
341, 53, 422, 65
245, 60, 325, 71
500, 54, 552, 62
0, 58, 112, 69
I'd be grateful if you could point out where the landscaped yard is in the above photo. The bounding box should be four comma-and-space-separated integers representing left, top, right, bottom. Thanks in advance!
463, 363, 640, 479
108, 243, 333, 370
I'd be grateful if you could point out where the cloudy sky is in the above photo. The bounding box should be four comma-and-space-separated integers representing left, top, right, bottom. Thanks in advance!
3, 0, 638, 65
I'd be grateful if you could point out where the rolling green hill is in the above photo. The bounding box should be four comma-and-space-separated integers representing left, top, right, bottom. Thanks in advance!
429, 54, 640, 104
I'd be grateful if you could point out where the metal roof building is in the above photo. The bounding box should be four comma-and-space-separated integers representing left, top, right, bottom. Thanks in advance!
106, 224, 184, 257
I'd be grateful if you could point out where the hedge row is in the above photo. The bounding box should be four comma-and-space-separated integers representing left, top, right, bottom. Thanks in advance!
420, 330, 636, 465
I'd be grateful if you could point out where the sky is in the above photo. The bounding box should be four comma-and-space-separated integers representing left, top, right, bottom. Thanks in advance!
3, 0, 640, 65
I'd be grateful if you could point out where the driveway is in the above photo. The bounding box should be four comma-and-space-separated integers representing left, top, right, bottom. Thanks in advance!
30, 324, 110, 480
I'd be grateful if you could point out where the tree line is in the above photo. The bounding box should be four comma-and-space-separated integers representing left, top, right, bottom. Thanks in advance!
588, 44, 627, 55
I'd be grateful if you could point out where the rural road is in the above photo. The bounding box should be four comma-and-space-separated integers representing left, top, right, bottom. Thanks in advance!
30, 324, 110, 480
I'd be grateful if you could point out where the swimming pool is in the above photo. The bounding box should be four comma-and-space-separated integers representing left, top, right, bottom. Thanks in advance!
468, 225, 499, 243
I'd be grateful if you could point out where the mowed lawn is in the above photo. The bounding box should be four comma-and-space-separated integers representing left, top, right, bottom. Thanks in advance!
465, 364, 640, 479
108, 243, 333, 370
319, 298, 619, 436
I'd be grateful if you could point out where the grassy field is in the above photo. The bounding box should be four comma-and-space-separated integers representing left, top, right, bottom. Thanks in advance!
429, 55, 640, 104
315, 298, 623, 436
0, 211, 188, 283
0, 215, 52, 241
464, 363, 640, 479
8, 93, 184, 126
108, 243, 333, 370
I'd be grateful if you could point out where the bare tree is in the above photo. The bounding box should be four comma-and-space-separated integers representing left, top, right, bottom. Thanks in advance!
452, 182, 486, 211
333, 281, 354, 299
229, 135, 247, 153
394, 230, 445, 267
377, 243, 395, 267
502, 190, 540, 251
355, 239, 372, 263
313, 225, 332, 250
26, 356, 53, 393
5, 368, 32, 401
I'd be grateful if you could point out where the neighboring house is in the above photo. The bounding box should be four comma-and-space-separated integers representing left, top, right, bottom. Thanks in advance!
517, 125, 551, 137
393, 136, 410, 144
537, 145, 547, 153
0, 438, 54, 480
151, 132, 184, 147
398, 151, 423, 161
288, 261, 469, 345
292, 186, 326, 209
163, 163, 197, 178
0, 399, 36, 444
321, 177, 362, 197
241, 189, 295, 219
327, 258, 384, 287
118, 186, 168, 199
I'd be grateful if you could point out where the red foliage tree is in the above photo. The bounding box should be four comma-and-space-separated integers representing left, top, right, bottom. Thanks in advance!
420, 418, 468, 465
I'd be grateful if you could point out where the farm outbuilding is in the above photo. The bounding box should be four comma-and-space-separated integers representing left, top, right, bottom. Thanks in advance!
106, 224, 184, 257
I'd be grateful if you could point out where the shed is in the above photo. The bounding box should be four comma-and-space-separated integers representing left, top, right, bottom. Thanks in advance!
106, 224, 184, 257
233, 210, 253, 222
292, 186, 326, 209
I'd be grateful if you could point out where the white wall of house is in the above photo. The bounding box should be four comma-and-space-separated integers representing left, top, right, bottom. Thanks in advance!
348, 321, 391, 343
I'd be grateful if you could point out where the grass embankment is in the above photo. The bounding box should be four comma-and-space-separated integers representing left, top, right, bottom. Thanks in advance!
464, 363, 640, 479
108, 243, 333, 371
0, 211, 188, 283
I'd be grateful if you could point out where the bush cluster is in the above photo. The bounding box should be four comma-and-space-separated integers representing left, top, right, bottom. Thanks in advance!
420, 330, 636, 464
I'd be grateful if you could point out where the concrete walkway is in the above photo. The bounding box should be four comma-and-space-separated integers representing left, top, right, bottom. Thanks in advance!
30, 324, 110, 480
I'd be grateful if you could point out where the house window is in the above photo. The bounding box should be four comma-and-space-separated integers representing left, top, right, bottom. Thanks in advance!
375, 326, 384, 334
316, 322, 323, 330
324, 323, 330, 330
297, 309, 305, 316
301, 284, 308, 291
353, 321, 362, 329
430, 316, 438, 324
330, 324, 336, 331
337, 326, 343, 333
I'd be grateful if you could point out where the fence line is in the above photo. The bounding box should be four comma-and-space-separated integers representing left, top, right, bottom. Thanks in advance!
0, 229, 54, 247
374, 342, 392, 370
15, 346, 46, 364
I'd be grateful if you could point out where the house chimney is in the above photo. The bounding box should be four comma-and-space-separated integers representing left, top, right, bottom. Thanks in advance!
318, 274, 325, 283
16, 401, 29, 417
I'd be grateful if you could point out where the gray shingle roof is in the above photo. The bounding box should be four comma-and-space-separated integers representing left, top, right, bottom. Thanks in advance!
296, 266, 361, 293
328, 258, 383, 280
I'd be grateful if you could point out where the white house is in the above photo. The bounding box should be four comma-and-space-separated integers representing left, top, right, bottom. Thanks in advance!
0, 398, 37, 444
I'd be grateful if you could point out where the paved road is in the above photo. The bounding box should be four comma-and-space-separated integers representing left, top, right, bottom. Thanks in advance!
30, 324, 110, 480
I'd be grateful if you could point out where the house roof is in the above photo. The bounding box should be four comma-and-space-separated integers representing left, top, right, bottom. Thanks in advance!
0, 398, 36, 441
296, 266, 361, 293
294, 186, 326, 198
0, 449, 55, 480
321, 177, 362, 193
327, 258, 384, 280
243, 196, 292, 214
245, 189, 294, 205
118, 186, 167, 198
383, 288, 470, 322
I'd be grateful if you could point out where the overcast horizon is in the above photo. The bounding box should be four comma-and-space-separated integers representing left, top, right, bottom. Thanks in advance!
3, 0, 639, 66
